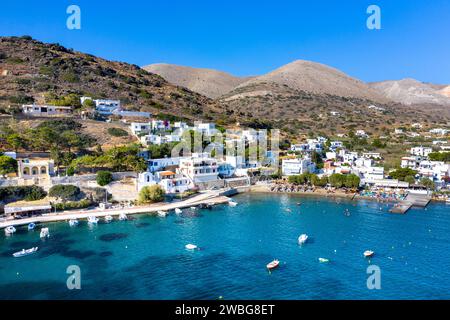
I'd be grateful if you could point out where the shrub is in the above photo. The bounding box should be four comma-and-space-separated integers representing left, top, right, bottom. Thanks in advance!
53, 199, 92, 211
138, 185, 165, 204
0, 155, 18, 176
107, 127, 128, 137
96, 170, 113, 186
49, 184, 80, 201
24, 186, 47, 201
0, 186, 45, 202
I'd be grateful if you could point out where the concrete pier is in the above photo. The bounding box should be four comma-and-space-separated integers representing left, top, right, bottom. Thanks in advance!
389, 192, 431, 214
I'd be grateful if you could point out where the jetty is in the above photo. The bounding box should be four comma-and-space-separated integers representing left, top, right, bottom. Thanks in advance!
0, 190, 232, 229
389, 192, 431, 214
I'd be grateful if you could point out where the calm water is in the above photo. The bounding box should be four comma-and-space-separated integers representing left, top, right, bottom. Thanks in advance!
1, 193, 449, 300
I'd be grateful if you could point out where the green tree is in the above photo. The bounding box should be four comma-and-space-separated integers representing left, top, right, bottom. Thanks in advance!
0, 155, 17, 176
138, 185, 165, 204
404, 175, 416, 185
329, 173, 345, 188
96, 170, 113, 186
6, 133, 26, 152
420, 177, 435, 190
390, 168, 418, 181
344, 174, 361, 189
49, 184, 80, 201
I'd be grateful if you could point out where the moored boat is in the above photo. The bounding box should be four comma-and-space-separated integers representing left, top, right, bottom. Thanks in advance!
266, 259, 280, 270
228, 200, 238, 207
40, 227, 50, 238
69, 219, 79, 227
190, 206, 197, 210
118, 213, 127, 221
298, 234, 308, 244
175, 208, 182, 215
318, 257, 330, 263
364, 250, 375, 258
185, 244, 198, 250
28, 223, 36, 231
157, 210, 168, 217
87, 216, 99, 224
13, 247, 38, 258
105, 215, 113, 223
5, 226, 16, 236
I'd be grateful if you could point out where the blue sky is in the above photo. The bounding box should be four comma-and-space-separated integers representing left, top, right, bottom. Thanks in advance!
1, 0, 449, 83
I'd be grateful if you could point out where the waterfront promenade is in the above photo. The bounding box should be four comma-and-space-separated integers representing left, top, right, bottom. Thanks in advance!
0, 191, 231, 229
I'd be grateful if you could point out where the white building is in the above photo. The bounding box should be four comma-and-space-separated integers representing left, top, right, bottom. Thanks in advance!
178, 156, 219, 184
152, 120, 171, 131
147, 157, 182, 172
130, 122, 152, 136
137, 171, 190, 194
86, 98, 121, 115
417, 161, 450, 183
330, 141, 344, 150
410, 146, 433, 157
282, 158, 316, 176
362, 152, 382, 160
22, 104, 73, 117
429, 128, 449, 136
194, 122, 217, 136
356, 130, 368, 138
140, 134, 181, 146
401, 156, 422, 169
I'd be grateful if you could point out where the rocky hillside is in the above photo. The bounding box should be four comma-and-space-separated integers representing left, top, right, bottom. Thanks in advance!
143, 63, 249, 99
369, 78, 450, 106
0, 36, 223, 122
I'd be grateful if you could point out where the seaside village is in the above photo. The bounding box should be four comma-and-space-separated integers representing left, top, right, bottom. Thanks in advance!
1, 98, 450, 234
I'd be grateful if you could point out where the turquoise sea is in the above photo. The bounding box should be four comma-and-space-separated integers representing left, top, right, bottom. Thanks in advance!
1, 193, 449, 300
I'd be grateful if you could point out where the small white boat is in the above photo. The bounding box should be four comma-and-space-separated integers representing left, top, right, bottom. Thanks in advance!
105, 215, 113, 223
28, 223, 36, 231
175, 208, 182, 215
13, 247, 38, 258
185, 244, 198, 250
266, 259, 280, 270
5, 226, 16, 236
318, 258, 330, 263
87, 216, 99, 224
190, 206, 197, 210
298, 234, 308, 244
364, 250, 375, 258
228, 200, 238, 207
40, 228, 49, 238
118, 213, 127, 221
157, 210, 168, 217
69, 219, 79, 227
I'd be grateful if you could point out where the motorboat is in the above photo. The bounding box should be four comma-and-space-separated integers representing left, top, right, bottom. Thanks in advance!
105, 215, 113, 223
87, 216, 99, 224
364, 250, 375, 258
40, 227, 50, 238
318, 258, 330, 263
266, 259, 280, 270
13, 247, 38, 258
298, 234, 308, 244
190, 206, 197, 210
69, 219, 79, 227
157, 210, 168, 217
118, 213, 127, 221
228, 200, 238, 207
175, 208, 182, 215
185, 244, 198, 250
28, 223, 36, 231
4, 226, 16, 236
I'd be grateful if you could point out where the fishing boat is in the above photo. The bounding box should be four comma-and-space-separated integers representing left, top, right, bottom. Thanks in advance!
13, 247, 38, 258
228, 200, 238, 207
157, 210, 168, 217
298, 234, 308, 244
4, 226, 16, 236
40, 228, 50, 238
105, 215, 113, 223
68, 219, 79, 227
266, 259, 280, 270
364, 250, 375, 258
118, 213, 127, 221
175, 208, 182, 215
27, 223, 36, 231
87, 216, 99, 224
185, 244, 198, 250
318, 258, 330, 263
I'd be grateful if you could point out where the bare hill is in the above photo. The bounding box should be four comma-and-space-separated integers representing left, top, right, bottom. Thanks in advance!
229, 60, 388, 102
369, 78, 450, 106
143, 63, 249, 98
